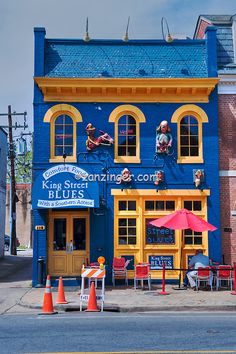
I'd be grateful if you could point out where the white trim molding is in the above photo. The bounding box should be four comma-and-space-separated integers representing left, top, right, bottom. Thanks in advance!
220, 170, 236, 177
218, 75, 236, 94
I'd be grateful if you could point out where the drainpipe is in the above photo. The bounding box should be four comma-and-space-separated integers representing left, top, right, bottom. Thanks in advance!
205, 26, 217, 77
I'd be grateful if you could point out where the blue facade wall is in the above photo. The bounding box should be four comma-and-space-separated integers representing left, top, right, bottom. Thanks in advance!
32, 27, 220, 286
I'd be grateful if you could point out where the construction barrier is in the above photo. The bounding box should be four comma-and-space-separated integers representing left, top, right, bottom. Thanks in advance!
80, 267, 106, 311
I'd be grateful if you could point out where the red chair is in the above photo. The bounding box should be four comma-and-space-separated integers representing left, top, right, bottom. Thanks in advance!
216, 265, 233, 291
112, 257, 128, 286
196, 267, 213, 291
134, 263, 151, 290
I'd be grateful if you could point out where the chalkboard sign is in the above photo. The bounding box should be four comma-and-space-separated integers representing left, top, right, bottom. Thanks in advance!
121, 255, 134, 270
146, 219, 175, 244
149, 255, 174, 270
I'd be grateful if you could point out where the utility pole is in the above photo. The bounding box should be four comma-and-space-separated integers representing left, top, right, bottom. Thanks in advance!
0, 105, 28, 255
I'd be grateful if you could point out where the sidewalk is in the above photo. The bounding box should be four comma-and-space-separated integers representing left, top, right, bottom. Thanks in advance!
20, 284, 236, 312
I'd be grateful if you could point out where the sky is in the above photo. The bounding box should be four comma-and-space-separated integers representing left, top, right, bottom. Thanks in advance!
0, 0, 236, 133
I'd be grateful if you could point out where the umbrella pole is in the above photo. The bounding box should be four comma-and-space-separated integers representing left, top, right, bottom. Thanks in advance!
179, 231, 183, 288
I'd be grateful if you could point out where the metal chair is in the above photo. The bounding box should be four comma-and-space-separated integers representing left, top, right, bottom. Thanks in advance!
216, 265, 233, 291
112, 257, 129, 286
196, 267, 213, 291
134, 263, 151, 290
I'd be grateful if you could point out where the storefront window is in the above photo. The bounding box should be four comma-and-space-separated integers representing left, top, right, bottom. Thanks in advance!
184, 229, 202, 245
184, 200, 202, 211
118, 218, 136, 245
145, 200, 175, 211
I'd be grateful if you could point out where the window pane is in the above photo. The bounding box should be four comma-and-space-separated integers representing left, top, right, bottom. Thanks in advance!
181, 147, 189, 156
118, 228, 127, 235
180, 125, 189, 134
185, 237, 193, 245
190, 147, 199, 156
184, 201, 192, 210
127, 136, 136, 145
156, 201, 164, 210
190, 125, 198, 135
118, 136, 126, 145
119, 201, 126, 211
73, 218, 86, 250
128, 219, 136, 226
184, 228, 192, 235
180, 136, 189, 145
189, 116, 197, 125
55, 115, 64, 124
194, 237, 202, 245
119, 237, 127, 245
128, 237, 136, 245
64, 146, 73, 156
128, 116, 136, 124
118, 146, 127, 156
119, 219, 127, 226
128, 227, 136, 235
128, 147, 136, 156
118, 116, 127, 124
190, 136, 198, 146
193, 201, 202, 211
64, 115, 73, 124
54, 219, 66, 250
145, 201, 154, 211
55, 146, 63, 156
128, 201, 136, 210
166, 201, 175, 210
180, 117, 188, 125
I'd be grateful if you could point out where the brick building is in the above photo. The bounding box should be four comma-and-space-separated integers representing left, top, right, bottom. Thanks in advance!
194, 15, 236, 265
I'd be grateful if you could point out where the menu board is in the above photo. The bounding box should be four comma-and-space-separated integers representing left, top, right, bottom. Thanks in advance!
149, 255, 174, 270
146, 219, 175, 244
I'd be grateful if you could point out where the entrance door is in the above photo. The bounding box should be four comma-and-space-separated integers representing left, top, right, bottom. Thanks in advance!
48, 211, 89, 276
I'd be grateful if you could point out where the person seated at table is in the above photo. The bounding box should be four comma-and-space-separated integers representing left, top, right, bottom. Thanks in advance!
186, 249, 213, 290
179, 249, 198, 289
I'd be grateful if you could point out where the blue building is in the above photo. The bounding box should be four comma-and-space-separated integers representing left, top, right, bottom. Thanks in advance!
32, 26, 220, 286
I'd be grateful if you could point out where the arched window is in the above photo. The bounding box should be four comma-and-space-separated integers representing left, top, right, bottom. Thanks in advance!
109, 105, 146, 163
43, 104, 82, 162
171, 105, 208, 163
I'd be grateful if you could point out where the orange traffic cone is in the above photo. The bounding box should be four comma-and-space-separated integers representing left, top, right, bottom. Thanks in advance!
85, 281, 100, 312
39, 275, 57, 315
56, 277, 68, 304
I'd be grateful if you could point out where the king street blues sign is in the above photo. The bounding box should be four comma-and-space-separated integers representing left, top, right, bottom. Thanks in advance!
32, 165, 99, 209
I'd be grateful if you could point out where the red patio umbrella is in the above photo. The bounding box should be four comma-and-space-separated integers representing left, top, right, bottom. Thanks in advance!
149, 208, 217, 288
149, 208, 217, 232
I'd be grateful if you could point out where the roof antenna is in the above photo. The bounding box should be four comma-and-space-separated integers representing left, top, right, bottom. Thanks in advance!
161, 17, 173, 43
84, 17, 91, 42
123, 16, 130, 42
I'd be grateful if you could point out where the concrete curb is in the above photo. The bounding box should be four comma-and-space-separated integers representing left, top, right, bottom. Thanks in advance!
19, 300, 236, 313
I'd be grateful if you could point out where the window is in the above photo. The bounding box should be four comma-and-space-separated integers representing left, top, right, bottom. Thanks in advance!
171, 104, 208, 163
145, 200, 175, 211
184, 229, 202, 245
184, 200, 202, 211
118, 218, 137, 245
118, 115, 136, 157
109, 105, 146, 163
118, 200, 136, 211
54, 115, 73, 157
43, 104, 82, 162
180, 115, 199, 157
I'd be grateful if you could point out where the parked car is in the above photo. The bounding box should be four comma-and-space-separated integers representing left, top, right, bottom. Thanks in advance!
4, 235, 20, 251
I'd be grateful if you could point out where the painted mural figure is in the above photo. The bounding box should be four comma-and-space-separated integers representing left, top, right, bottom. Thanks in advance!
194, 169, 204, 188
156, 120, 172, 154
154, 170, 164, 186
86, 123, 114, 151
117, 168, 132, 184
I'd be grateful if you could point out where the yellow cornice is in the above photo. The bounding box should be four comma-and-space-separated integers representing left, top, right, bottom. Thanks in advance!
34, 77, 219, 103
111, 189, 210, 196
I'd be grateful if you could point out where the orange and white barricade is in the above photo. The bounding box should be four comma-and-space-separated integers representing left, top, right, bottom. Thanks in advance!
80, 267, 106, 311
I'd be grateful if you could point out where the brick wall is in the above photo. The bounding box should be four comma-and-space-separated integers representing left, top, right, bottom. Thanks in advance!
195, 20, 211, 39
219, 95, 236, 264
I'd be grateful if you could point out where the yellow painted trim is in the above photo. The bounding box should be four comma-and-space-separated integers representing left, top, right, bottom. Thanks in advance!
171, 104, 208, 123
43, 104, 83, 162
108, 105, 146, 123
35, 77, 219, 103
109, 105, 146, 164
171, 104, 208, 164
43, 104, 82, 123
111, 189, 210, 196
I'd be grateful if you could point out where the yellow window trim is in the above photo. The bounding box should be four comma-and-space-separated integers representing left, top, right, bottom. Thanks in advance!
171, 104, 208, 164
43, 104, 83, 162
111, 189, 210, 196
109, 105, 146, 164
